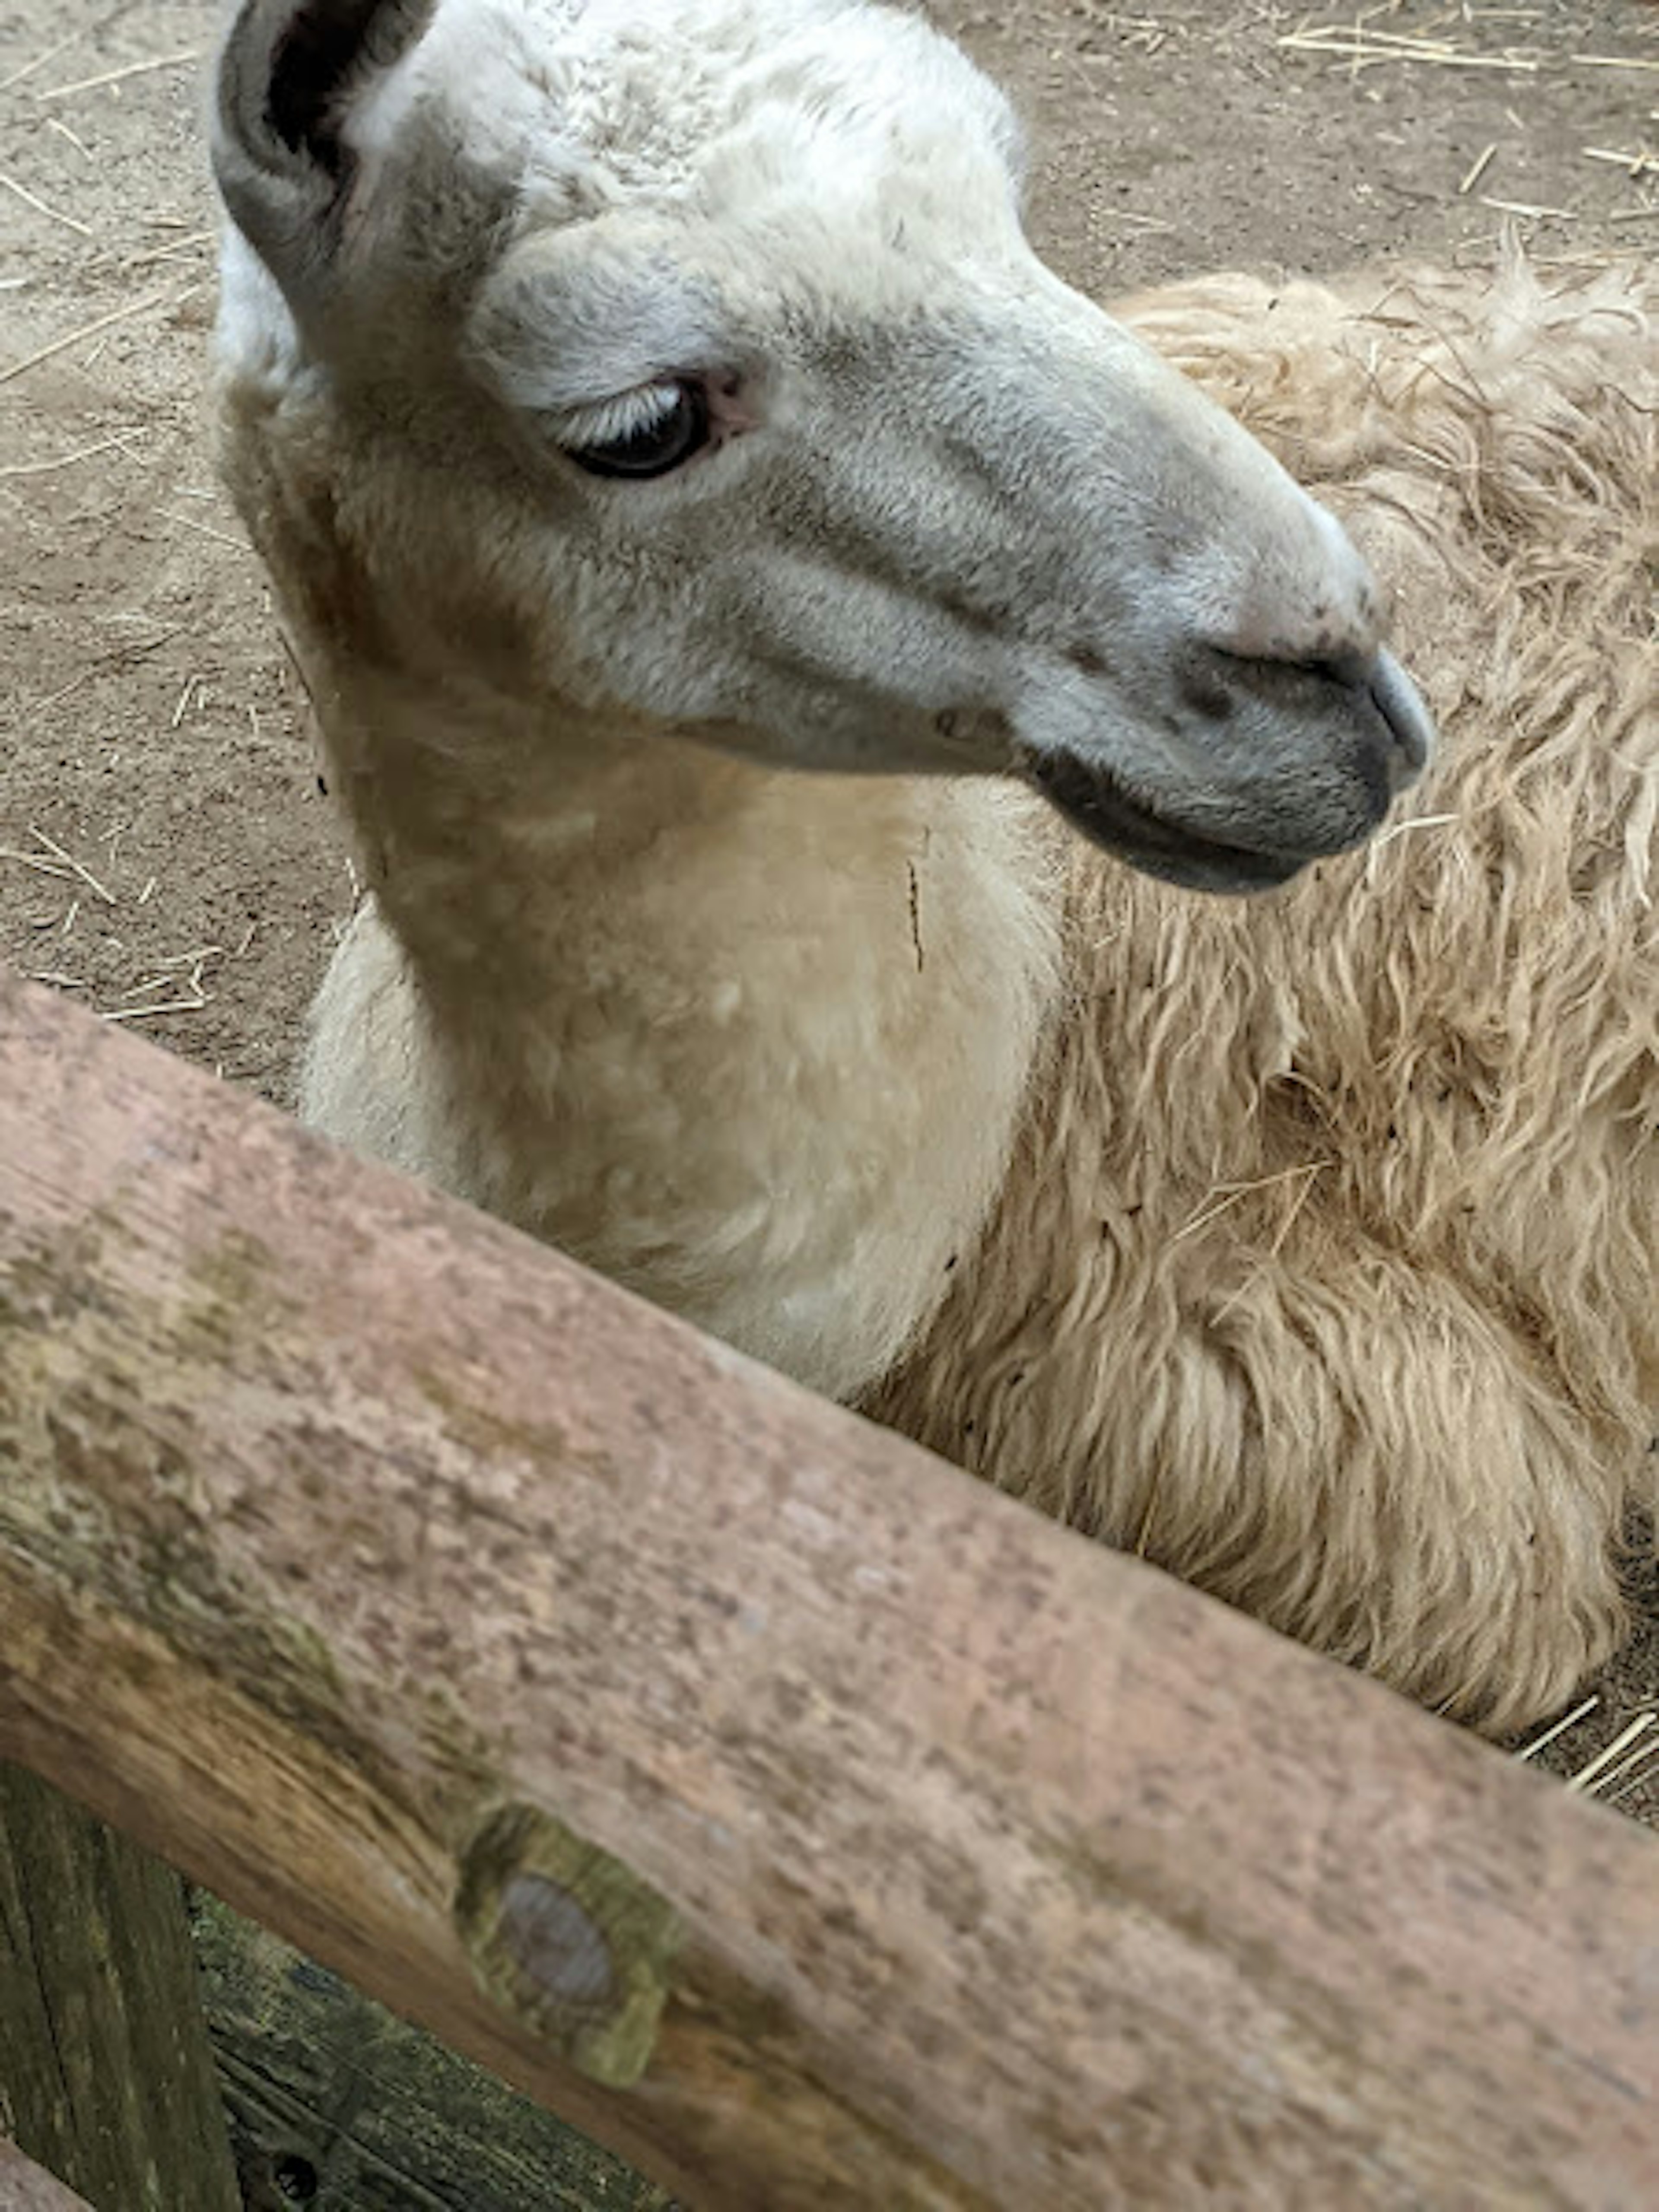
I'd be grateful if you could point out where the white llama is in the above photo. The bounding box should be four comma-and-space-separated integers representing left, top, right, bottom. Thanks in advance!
211, 0, 1655, 1732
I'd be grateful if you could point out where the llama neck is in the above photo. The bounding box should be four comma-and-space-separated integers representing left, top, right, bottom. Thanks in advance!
317, 674, 1063, 1400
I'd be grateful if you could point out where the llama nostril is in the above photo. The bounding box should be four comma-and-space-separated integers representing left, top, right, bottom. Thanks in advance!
1301, 646, 1371, 692
1306, 645, 1434, 785
1209, 639, 1370, 694
1194, 637, 1442, 791
1368, 649, 1435, 775
1178, 666, 1234, 722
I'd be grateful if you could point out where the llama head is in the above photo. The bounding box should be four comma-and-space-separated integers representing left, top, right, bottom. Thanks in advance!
213, 0, 1432, 892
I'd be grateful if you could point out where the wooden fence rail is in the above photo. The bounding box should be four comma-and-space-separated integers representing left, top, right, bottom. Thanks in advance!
0, 964, 1656, 2211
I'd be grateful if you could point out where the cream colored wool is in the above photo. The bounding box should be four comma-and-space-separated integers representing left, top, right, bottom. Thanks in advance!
874, 261, 1657, 1730
212, 0, 1654, 1735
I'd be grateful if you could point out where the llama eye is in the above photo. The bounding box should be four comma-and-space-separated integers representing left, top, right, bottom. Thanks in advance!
569, 383, 711, 480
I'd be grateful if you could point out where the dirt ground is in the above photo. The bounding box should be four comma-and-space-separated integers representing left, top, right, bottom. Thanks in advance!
2, 0, 1656, 1821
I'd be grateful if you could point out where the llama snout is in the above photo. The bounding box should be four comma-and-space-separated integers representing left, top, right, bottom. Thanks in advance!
1193, 639, 1435, 786
1020, 636, 1433, 893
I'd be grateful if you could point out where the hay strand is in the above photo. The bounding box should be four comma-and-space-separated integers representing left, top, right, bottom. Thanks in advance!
36, 51, 202, 102
0, 170, 93, 238
1582, 146, 1658, 180
0, 432, 144, 480
1573, 54, 1659, 77
1278, 24, 1543, 74
1566, 1716, 1656, 1796
155, 509, 251, 556
1514, 1694, 1598, 1761
24, 828, 115, 908
1478, 196, 1579, 221
0, 286, 194, 388
0, 33, 76, 95
1458, 143, 1499, 195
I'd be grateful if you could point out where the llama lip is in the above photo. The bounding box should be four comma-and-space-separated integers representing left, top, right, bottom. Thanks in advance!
1022, 749, 1304, 893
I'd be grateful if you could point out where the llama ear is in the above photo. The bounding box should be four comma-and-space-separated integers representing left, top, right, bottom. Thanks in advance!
213, 0, 437, 298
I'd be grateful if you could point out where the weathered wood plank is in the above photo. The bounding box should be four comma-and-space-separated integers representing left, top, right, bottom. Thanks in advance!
0, 2139, 94, 2212
0, 965, 1657, 2211
0, 1764, 239, 2212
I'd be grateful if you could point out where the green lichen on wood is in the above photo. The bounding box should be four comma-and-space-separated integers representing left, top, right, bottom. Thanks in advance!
455, 1805, 682, 2091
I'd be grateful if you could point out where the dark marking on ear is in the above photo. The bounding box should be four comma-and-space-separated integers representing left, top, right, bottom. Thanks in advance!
266, 0, 432, 173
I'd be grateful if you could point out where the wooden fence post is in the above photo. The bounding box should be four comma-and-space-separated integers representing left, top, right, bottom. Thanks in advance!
0, 1763, 241, 2212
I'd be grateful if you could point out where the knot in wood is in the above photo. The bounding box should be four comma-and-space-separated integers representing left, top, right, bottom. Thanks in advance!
454, 1802, 681, 2091
497, 1873, 615, 2021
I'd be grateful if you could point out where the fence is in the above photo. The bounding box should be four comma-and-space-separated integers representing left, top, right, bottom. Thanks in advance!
1, 964, 1656, 2209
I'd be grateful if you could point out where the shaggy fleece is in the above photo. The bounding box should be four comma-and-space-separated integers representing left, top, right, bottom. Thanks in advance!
870, 259, 1656, 1731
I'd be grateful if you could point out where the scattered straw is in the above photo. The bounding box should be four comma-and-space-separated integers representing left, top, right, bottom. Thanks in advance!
0, 432, 145, 479
0, 170, 93, 238
0, 849, 76, 886
1204, 1163, 1329, 1330
1583, 146, 1659, 179
1573, 54, 1659, 76
36, 51, 202, 102
43, 115, 92, 160
1368, 810, 1459, 850
124, 229, 214, 272
99, 942, 230, 1026
100, 998, 209, 1023
1514, 1694, 1599, 1761
0, 33, 76, 96
1565, 1714, 1655, 1796
156, 509, 250, 556
1605, 1742, 1659, 1807
1172, 1160, 1328, 1246
31, 671, 89, 715
25, 826, 116, 906
1364, 815, 1460, 889
23, 626, 186, 721
1589, 1733, 1659, 1803
169, 674, 200, 731
1478, 196, 1578, 220
1279, 25, 1542, 73
1279, 22, 1659, 86
1458, 143, 1499, 195
0, 285, 195, 388
157, 944, 228, 970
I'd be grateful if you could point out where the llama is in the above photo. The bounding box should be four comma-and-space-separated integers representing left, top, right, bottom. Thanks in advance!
211, 0, 1655, 1733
